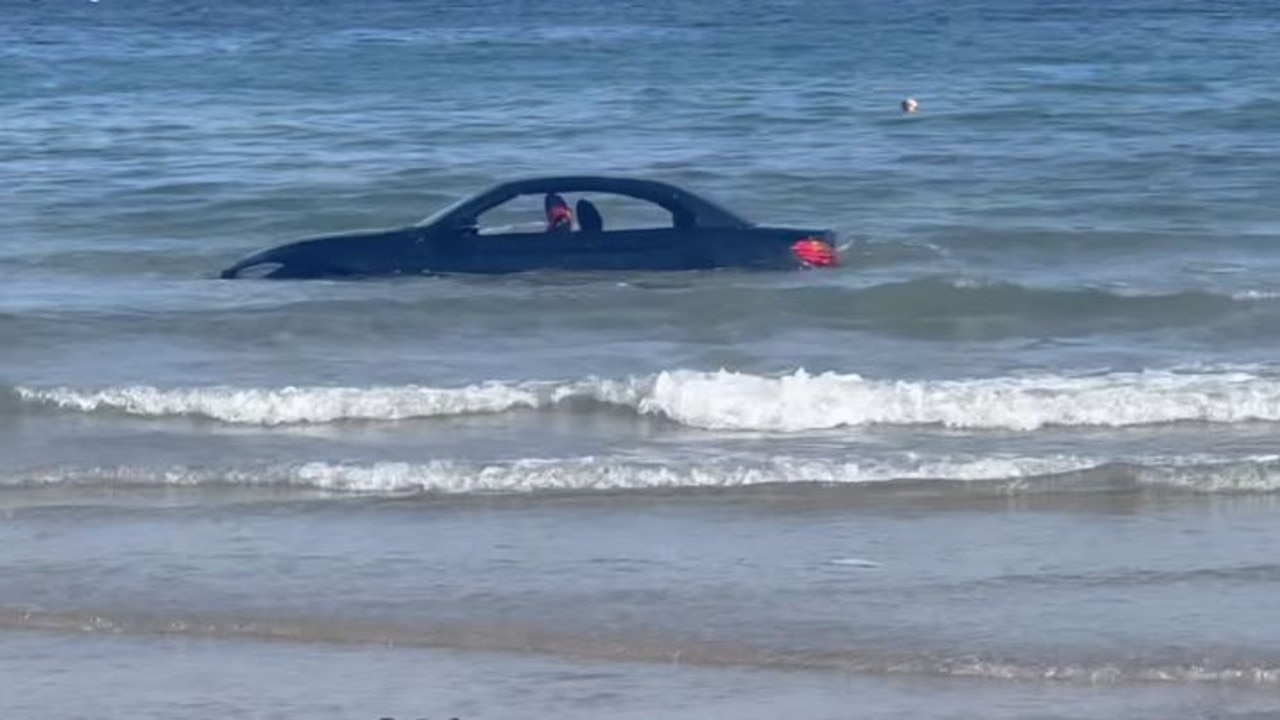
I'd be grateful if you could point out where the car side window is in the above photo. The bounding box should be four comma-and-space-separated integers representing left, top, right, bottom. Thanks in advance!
469, 192, 690, 237
570, 193, 680, 231
473, 194, 549, 236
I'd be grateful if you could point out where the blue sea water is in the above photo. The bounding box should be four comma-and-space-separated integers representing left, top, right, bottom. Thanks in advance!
3, 1, 1280, 718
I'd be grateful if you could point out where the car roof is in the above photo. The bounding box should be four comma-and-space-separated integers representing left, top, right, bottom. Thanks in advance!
440, 175, 753, 229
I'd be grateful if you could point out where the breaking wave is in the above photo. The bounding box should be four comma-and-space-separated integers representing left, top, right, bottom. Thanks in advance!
13, 366, 1280, 431
10, 455, 1280, 496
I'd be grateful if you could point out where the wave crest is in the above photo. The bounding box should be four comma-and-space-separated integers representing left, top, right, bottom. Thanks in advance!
14, 378, 644, 426
12, 455, 1280, 496
15, 367, 1280, 431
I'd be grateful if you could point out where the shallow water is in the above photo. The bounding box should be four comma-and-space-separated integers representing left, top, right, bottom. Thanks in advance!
4, 0, 1280, 717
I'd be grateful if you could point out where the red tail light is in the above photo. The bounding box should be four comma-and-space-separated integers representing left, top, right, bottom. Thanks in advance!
791, 237, 838, 268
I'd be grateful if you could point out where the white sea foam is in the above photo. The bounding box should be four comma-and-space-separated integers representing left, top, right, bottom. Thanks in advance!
639, 368, 1280, 431
15, 378, 643, 426
16, 454, 1280, 495
1134, 456, 1280, 493
828, 558, 883, 568
16, 455, 1096, 494
1231, 289, 1280, 301
17, 366, 1280, 431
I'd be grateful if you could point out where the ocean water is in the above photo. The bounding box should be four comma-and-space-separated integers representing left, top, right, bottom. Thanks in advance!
4, 0, 1280, 717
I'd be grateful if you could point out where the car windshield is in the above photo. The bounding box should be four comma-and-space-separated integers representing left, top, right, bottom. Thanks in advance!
414, 196, 470, 227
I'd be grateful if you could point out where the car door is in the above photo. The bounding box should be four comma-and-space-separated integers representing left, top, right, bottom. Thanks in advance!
441, 227, 708, 273
565, 227, 719, 271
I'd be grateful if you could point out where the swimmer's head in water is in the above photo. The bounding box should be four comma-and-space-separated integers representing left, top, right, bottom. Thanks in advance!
901, 97, 919, 114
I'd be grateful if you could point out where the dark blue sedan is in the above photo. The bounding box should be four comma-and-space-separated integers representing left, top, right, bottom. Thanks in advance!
219, 176, 839, 279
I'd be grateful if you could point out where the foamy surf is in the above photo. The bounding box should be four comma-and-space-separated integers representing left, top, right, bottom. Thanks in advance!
12, 377, 644, 426
12, 455, 1089, 494
828, 558, 883, 568
14, 366, 1280, 431
10, 454, 1280, 496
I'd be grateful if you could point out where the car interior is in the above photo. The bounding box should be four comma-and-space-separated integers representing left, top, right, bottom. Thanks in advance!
575, 198, 603, 233
474, 191, 683, 236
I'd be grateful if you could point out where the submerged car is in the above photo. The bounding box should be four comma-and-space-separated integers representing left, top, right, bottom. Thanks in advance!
218, 176, 839, 279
